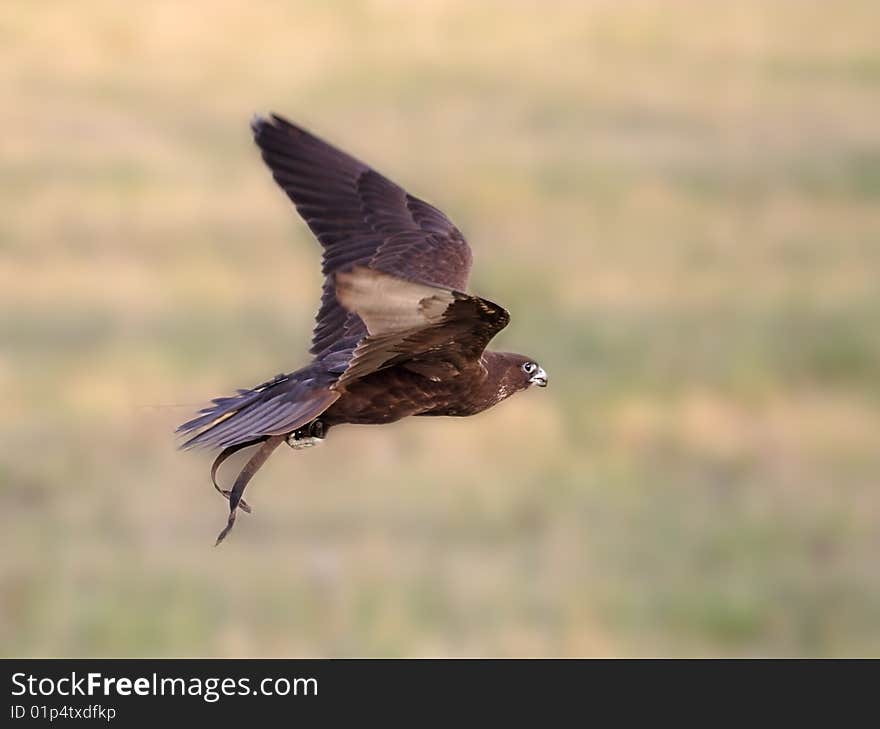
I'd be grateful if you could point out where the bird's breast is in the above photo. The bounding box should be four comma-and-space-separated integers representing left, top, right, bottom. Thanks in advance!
321, 366, 480, 425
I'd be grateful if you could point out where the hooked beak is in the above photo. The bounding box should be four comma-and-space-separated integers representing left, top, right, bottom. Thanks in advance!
529, 367, 548, 388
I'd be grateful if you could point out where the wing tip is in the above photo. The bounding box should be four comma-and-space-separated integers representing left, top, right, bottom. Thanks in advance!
251, 112, 298, 140
250, 113, 267, 136
250, 112, 276, 140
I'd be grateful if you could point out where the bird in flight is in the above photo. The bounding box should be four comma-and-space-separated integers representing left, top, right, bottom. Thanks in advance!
178, 114, 548, 544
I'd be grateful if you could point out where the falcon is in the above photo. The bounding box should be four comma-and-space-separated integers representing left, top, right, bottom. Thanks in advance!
178, 114, 549, 544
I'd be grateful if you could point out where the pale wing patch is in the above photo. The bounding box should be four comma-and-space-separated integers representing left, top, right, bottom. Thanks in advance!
335, 266, 454, 335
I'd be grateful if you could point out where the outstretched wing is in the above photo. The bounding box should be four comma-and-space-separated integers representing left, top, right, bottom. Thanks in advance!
333, 266, 510, 387
251, 114, 473, 359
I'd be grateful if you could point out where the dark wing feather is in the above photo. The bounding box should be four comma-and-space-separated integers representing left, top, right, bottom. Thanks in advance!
251, 114, 473, 359
333, 267, 509, 388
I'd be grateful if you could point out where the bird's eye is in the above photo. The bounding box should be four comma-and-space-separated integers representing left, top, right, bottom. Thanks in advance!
522, 362, 536, 374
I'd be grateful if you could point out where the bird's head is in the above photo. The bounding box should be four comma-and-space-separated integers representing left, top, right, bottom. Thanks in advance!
486, 352, 549, 396
521, 358, 549, 388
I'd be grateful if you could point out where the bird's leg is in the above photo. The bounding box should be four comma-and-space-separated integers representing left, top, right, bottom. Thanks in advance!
215, 435, 284, 546
285, 419, 329, 450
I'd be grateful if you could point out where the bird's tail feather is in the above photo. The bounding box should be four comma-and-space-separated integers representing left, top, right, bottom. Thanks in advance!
176, 370, 338, 451
175, 375, 288, 447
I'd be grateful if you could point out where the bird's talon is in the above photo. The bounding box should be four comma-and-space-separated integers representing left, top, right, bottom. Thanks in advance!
286, 434, 321, 449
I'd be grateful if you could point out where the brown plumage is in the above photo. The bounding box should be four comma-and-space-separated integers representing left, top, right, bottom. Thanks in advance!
178, 114, 548, 543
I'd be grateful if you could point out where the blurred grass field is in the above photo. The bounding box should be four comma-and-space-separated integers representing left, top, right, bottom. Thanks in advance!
2, 0, 879, 656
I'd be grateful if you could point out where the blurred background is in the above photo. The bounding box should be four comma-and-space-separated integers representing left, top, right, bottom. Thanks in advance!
2, 0, 879, 656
